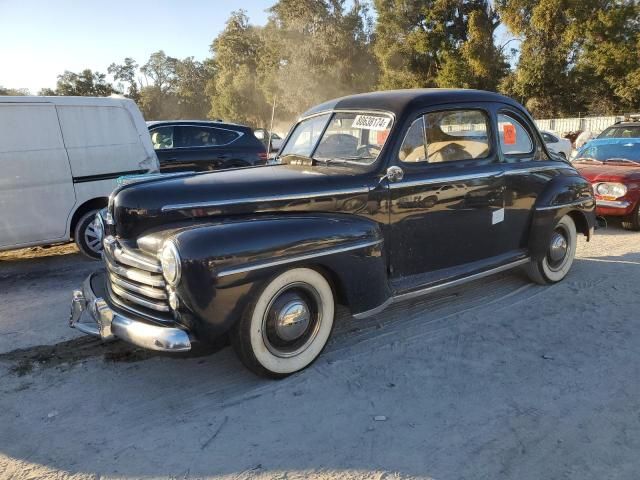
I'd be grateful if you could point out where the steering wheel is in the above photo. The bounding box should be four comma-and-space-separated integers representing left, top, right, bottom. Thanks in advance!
355, 145, 380, 158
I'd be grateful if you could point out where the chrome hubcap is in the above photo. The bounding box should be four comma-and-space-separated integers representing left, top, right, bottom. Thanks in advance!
262, 284, 322, 358
84, 220, 103, 254
549, 232, 568, 263
275, 300, 311, 341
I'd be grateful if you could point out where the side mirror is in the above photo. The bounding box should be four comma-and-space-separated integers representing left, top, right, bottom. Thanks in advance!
381, 166, 404, 184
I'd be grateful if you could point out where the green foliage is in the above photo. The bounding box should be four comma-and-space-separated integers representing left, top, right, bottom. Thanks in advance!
108, 57, 140, 102
374, 0, 508, 91
497, 0, 640, 117
207, 10, 271, 127
0, 86, 30, 95
43, 69, 117, 97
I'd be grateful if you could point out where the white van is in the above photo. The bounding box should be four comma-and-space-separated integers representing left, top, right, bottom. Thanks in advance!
0, 96, 158, 258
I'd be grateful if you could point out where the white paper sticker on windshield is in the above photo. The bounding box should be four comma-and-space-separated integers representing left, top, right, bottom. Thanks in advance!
352, 115, 391, 131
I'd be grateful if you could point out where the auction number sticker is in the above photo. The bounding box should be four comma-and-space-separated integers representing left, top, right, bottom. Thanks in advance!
352, 115, 391, 131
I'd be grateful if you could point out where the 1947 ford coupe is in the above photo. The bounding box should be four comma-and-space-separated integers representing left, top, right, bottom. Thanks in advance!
70, 89, 596, 377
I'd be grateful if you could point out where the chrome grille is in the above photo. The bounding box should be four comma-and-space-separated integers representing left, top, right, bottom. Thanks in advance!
103, 236, 170, 313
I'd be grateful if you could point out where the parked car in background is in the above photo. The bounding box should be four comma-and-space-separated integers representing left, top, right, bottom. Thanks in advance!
0, 96, 158, 259
597, 121, 640, 139
71, 89, 595, 378
573, 138, 640, 230
254, 128, 284, 152
541, 130, 572, 159
148, 121, 268, 172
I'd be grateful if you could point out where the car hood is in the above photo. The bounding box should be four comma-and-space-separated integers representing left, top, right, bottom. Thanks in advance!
111, 164, 371, 240
575, 164, 640, 183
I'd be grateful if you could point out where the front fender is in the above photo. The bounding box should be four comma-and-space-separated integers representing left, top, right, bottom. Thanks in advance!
529, 172, 595, 261
172, 214, 389, 340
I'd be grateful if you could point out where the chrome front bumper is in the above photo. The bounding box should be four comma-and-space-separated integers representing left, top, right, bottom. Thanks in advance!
70, 273, 191, 352
596, 199, 631, 209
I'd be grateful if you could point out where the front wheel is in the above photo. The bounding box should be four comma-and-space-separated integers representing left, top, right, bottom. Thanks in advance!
231, 268, 335, 378
526, 215, 577, 285
621, 204, 640, 231
74, 210, 103, 260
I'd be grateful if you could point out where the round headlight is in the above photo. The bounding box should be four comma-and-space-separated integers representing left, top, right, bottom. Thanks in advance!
596, 182, 627, 198
160, 242, 181, 286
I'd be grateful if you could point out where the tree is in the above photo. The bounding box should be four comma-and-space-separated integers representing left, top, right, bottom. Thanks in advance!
46, 69, 117, 96
374, 0, 508, 91
571, 1, 640, 113
174, 57, 213, 119
141, 50, 178, 92
259, 0, 377, 121
496, 0, 639, 116
207, 10, 272, 127
0, 86, 30, 95
108, 57, 140, 102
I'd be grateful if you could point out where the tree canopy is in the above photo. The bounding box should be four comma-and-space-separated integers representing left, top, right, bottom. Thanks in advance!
3, 0, 638, 122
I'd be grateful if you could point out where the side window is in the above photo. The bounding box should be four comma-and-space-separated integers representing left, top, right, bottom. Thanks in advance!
150, 127, 173, 149
398, 118, 426, 162
174, 126, 240, 148
498, 113, 534, 155
425, 110, 490, 163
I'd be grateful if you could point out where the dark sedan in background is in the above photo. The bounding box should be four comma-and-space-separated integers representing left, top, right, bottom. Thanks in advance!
148, 120, 268, 172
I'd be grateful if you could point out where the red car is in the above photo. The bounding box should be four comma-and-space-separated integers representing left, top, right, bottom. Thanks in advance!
574, 138, 640, 230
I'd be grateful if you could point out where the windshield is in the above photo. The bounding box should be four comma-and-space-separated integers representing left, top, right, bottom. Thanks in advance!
598, 125, 640, 139
575, 143, 640, 163
280, 111, 393, 164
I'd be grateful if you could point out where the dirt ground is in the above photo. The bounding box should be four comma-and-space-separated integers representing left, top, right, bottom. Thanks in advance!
1, 223, 639, 480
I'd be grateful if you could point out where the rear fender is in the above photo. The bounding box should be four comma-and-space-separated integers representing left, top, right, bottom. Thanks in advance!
172, 214, 389, 340
529, 173, 595, 261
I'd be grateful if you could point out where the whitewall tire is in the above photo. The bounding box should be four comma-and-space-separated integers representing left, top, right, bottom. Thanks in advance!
526, 215, 577, 285
231, 268, 335, 378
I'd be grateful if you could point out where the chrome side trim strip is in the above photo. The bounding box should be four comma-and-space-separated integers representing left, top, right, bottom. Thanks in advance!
217, 239, 383, 278
596, 199, 631, 208
389, 170, 504, 189
503, 164, 575, 176
161, 188, 370, 213
536, 197, 594, 211
352, 257, 530, 320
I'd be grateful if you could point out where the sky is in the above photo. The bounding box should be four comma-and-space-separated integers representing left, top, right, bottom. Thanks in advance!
1, 0, 517, 94
0, 0, 275, 93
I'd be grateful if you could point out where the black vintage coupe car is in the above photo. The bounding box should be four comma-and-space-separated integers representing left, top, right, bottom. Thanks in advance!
148, 120, 268, 172
71, 89, 596, 377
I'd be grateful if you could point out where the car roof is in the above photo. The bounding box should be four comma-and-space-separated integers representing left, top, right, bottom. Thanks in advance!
147, 120, 251, 131
300, 88, 525, 119
0, 95, 135, 108
581, 138, 640, 148
607, 122, 640, 127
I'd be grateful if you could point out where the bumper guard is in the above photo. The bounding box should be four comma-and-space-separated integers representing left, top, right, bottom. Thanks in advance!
70, 274, 191, 352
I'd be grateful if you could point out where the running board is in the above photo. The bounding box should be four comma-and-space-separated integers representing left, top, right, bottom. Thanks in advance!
352, 257, 530, 320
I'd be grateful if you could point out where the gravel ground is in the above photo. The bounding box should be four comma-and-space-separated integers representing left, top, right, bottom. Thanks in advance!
0, 224, 639, 480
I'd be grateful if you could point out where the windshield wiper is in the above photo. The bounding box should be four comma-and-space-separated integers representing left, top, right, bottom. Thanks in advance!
605, 158, 640, 165
573, 157, 603, 164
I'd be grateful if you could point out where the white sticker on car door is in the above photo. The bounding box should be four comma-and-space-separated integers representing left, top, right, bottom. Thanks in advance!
492, 208, 505, 225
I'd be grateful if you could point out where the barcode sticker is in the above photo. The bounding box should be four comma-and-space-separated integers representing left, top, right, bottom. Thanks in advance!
352, 115, 391, 131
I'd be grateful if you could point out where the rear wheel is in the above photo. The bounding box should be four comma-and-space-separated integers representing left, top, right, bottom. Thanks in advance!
526, 215, 577, 285
621, 204, 640, 231
231, 268, 335, 378
74, 210, 102, 260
